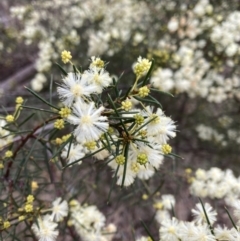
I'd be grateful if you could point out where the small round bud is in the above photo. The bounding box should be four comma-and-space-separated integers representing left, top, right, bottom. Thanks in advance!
121, 99, 132, 111
161, 144, 172, 154
4, 150, 13, 158
115, 155, 125, 165
54, 119, 65, 129
138, 86, 150, 97
61, 50, 72, 64
15, 96, 24, 104
59, 107, 71, 118
6, 115, 14, 123
137, 153, 148, 165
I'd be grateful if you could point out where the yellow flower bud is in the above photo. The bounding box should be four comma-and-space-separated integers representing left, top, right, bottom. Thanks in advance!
61, 50, 72, 64
6, 115, 14, 123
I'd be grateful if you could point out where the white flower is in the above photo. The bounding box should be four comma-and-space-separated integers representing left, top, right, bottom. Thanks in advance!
143, 107, 176, 144
161, 195, 175, 210
207, 167, 224, 182
70, 203, 106, 238
129, 141, 164, 169
80, 205, 106, 232
137, 164, 155, 180
159, 217, 180, 241
32, 215, 59, 241
189, 180, 208, 198
151, 68, 174, 92
61, 143, 85, 165
178, 221, 198, 241
233, 200, 240, 224
50, 198, 69, 222
190, 224, 216, 241
116, 166, 136, 187
214, 226, 235, 241
191, 202, 217, 225
83, 67, 112, 94
67, 101, 109, 143
155, 210, 171, 224
57, 72, 97, 107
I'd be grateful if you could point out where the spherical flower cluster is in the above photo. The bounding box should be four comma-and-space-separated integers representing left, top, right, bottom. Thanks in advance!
54, 119, 65, 129
61, 143, 85, 166
196, 124, 226, 147
61, 50, 72, 64
57, 72, 98, 107
138, 86, 150, 97
59, 107, 71, 118
69, 200, 116, 241
189, 167, 240, 206
154, 194, 175, 224
133, 57, 152, 78
155, 194, 240, 241
32, 215, 59, 241
50, 197, 68, 222
121, 99, 132, 111
15, 96, 24, 104
4, 150, 13, 158
67, 101, 109, 143
31, 198, 69, 241
6, 115, 14, 123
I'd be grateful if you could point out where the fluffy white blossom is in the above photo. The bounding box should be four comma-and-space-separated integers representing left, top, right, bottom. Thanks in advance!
61, 143, 85, 166
32, 215, 59, 241
57, 72, 98, 107
67, 101, 109, 143
191, 202, 217, 225
159, 218, 180, 241
50, 198, 69, 222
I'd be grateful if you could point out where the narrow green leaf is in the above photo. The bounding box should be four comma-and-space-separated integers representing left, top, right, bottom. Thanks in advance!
123, 86, 133, 99
140, 220, 156, 241
55, 63, 68, 76
150, 88, 174, 97
63, 146, 106, 168
14, 137, 38, 182
132, 115, 158, 135
107, 94, 128, 135
133, 96, 162, 107
121, 143, 130, 188
169, 153, 184, 160
51, 138, 71, 160
43, 141, 54, 183
21, 105, 56, 114
107, 165, 120, 204
25, 87, 60, 110
151, 180, 164, 197
73, 65, 79, 75
147, 95, 163, 108
66, 134, 74, 159
225, 207, 238, 230
18, 113, 35, 127
102, 133, 111, 153
142, 58, 155, 87
198, 198, 215, 235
